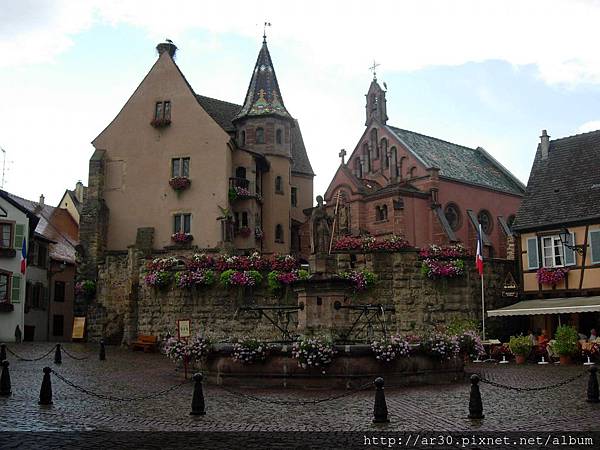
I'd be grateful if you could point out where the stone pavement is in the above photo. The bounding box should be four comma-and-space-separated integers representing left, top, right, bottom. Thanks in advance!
0, 343, 599, 435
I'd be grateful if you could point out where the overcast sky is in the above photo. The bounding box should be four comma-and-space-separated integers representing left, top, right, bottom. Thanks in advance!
2, 0, 600, 205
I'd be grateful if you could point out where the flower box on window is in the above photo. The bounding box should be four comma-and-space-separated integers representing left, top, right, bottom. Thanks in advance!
169, 176, 191, 191
171, 232, 193, 244
151, 118, 171, 128
536, 267, 569, 286
0, 302, 14, 313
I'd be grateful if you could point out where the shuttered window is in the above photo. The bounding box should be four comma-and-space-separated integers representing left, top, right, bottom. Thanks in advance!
526, 237, 539, 270
13, 224, 24, 250
11, 274, 21, 304
564, 232, 577, 266
590, 230, 600, 264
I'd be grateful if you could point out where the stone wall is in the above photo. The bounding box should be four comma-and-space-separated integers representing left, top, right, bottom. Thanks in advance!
87, 248, 517, 344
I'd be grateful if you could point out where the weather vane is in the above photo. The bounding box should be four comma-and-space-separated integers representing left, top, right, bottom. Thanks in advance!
263, 21, 271, 43
369, 60, 380, 81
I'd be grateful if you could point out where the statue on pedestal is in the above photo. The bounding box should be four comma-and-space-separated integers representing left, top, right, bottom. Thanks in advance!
310, 195, 332, 255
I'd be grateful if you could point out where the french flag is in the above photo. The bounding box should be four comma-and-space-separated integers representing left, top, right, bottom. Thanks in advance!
20, 237, 26, 274
476, 224, 484, 276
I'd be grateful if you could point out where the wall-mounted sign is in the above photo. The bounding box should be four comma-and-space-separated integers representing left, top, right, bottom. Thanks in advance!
177, 319, 191, 339
72, 317, 86, 340
502, 272, 519, 297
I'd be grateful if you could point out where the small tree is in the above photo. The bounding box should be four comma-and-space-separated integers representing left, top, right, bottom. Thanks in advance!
553, 325, 579, 356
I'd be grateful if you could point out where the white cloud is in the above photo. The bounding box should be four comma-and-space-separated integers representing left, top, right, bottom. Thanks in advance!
4, 0, 600, 85
578, 120, 600, 133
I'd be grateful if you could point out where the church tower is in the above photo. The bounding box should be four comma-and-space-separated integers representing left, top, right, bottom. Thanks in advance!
233, 35, 295, 254
365, 76, 388, 126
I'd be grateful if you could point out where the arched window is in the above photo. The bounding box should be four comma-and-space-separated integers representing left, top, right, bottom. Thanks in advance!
275, 175, 283, 193
381, 138, 388, 168
240, 130, 246, 146
390, 147, 398, 177
444, 203, 461, 231
478, 210, 493, 234
382, 204, 388, 220
363, 143, 371, 172
370, 128, 379, 158
235, 166, 246, 179
408, 166, 417, 178
256, 127, 265, 144
355, 158, 363, 178
375, 206, 381, 221
276, 129, 283, 144
275, 224, 284, 243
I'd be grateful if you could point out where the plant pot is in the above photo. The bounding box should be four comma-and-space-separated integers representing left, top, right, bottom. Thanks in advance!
515, 355, 527, 365
559, 355, 573, 365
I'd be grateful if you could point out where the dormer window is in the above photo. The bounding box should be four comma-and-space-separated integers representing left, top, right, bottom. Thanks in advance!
152, 101, 171, 127
256, 127, 265, 144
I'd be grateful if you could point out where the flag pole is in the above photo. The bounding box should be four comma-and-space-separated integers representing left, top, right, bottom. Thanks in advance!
481, 271, 486, 342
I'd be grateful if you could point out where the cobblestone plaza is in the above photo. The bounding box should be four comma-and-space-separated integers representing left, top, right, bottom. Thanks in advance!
1, 343, 599, 434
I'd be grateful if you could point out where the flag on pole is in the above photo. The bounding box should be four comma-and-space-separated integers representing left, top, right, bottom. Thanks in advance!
476, 224, 484, 276
20, 237, 27, 274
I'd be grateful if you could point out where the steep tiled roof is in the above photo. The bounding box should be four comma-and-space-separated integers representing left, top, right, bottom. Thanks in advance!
234, 39, 292, 121
290, 120, 314, 176
387, 126, 525, 196
196, 96, 314, 177
196, 95, 241, 133
5, 193, 78, 264
513, 130, 600, 230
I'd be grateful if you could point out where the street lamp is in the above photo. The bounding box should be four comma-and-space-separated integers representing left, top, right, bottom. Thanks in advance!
558, 227, 586, 255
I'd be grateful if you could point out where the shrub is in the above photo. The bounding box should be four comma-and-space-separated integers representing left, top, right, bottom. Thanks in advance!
220, 269, 262, 287
508, 335, 532, 357
446, 318, 479, 336
420, 332, 460, 359
292, 336, 336, 371
457, 330, 485, 359
553, 325, 579, 356
175, 269, 216, 289
231, 338, 270, 364
371, 335, 411, 363
340, 270, 377, 291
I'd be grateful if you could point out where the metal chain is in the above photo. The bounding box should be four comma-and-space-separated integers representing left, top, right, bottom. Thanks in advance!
468, 370, 587, 392
61, 347, 90, 361
52, 369, 191, 402
216, 380, 373, 406
5, 345, 55, 362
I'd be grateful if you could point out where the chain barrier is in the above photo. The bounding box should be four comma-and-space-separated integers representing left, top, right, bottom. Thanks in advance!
467, 370, 588, 392
51, 369, 192, 402
61, 347, 90, 361
216, 380, 373, 406
5, 345, 55, 362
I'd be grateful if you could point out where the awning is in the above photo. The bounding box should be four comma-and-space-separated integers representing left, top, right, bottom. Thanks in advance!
487, 296, 600, 317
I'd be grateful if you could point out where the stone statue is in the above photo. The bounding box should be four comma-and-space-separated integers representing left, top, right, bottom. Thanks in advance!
310, 195, 332, 254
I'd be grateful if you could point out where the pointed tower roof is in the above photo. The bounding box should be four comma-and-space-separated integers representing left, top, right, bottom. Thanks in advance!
234, 37, 292, 121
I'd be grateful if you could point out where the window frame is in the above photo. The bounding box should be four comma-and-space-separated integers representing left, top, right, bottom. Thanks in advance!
171, 157, 190, 178
275, 224, 284, 243
291, 187, 298, 207
276, 129, 283, 144
0, 221, 13, 248
477, 209, 493, 235
0, 270, 10, 302
275, 176, 283, 194
444, 203, 462, 232
173, 213, 192, 234
54, 280, 66, 303
256, 127, 265, 144
541, 235, 564, 268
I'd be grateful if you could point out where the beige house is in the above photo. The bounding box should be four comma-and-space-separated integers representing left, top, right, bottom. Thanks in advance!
80, 38, 314, 273
489, 130, 600, 337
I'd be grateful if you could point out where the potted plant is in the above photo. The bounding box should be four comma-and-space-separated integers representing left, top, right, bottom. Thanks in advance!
553, 325, 579, 365
509, 335, 532, 364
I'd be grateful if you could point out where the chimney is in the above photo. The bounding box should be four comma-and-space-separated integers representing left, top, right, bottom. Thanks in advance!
540, 129, 550, 160
39, 194, 45, 207
156, 41, 177, 58
75, 180, 84, 203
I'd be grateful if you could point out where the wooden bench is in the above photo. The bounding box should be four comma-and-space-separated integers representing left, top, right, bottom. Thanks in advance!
131, 335, 158, 353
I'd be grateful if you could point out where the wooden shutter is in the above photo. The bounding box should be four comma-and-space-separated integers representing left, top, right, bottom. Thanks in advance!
13, 224, 24, 250
564, 232, 577, 266
527, 237, 539, 269
590, 230, 600, 264
11, 274, 21, 303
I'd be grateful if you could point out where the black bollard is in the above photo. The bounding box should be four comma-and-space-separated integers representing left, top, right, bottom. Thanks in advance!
468, 374, 485, 419
587, 366, 599, 403
54, 344, 62, 365
99, 339, 106, 361
0, 360, 11, 396
39, 367, 53, 405
373, 377, 390, 423
190, 373, 206, 416
0, 343, 6, 362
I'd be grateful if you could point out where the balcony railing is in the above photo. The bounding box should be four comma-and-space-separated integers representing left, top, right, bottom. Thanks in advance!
229, 177, 250, 190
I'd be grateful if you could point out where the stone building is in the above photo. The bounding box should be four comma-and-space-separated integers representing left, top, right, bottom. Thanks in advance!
324, 76, 525, 258
79, 37, 314, 280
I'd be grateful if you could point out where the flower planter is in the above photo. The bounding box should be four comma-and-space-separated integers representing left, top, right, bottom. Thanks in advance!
169, 177, 191, 192
171, 233, 193, 244
515, 355, 527, 365
559, 355, 573, 365
151, 118, 171, 128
